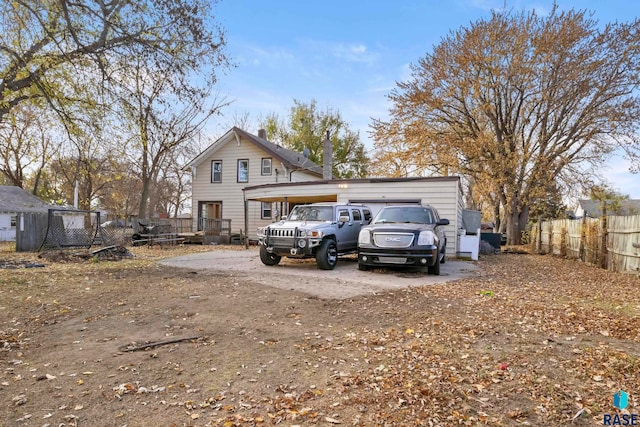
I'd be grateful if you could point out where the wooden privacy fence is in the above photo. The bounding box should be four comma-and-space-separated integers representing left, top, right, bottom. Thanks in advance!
530, 215, 640, 273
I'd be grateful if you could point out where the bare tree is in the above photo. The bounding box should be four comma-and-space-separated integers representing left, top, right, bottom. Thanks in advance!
114, 53, 230, 218
0, 104, 60, 192
372, 6, 640, 244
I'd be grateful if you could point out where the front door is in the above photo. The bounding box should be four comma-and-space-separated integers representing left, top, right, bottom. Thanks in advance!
198, 201, 222, 231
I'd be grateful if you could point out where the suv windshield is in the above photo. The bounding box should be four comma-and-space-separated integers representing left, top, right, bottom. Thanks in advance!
288, 205, 333, 221
373, 207, 434, 224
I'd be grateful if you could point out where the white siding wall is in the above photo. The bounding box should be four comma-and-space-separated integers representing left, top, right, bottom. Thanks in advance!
191, 136, 320, 237
244, 178, 463, 255
0, 213, 15, 241
338, 180, 461, 255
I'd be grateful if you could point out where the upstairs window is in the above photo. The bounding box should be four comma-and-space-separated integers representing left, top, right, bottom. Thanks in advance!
237, 159, 249, 183
211, 160, 222, 183
261, 158, 272, 175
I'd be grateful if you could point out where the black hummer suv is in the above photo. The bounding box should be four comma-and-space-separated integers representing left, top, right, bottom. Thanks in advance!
357, 205, 449, 274
257, 203, 372, 270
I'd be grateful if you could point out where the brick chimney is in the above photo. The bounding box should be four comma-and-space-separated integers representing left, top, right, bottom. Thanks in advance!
323, 130, 332, 180
258, 129, 267, 139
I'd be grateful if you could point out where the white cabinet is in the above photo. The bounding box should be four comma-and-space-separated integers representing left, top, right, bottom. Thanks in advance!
457, 229, 480, 260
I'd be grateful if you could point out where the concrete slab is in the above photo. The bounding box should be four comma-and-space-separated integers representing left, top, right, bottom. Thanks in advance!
159, 248, 479, 299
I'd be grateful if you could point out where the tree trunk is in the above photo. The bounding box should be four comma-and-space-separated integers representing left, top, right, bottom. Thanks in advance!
138, 182, 150, 219
505, 204, 529, 245
493, 203, 501, 232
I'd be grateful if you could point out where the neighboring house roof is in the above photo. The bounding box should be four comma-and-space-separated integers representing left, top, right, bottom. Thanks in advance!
186, 127, 323, 177
578, 199, 640, 218
0, 186, 59, 213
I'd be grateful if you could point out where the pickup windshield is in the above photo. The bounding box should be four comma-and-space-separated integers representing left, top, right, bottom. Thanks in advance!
373, 207, 434, 224
288, 206, 334, 221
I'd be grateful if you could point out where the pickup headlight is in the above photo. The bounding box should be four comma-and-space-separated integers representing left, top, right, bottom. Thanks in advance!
417, 230, 437, 246
358, 229, 371, 245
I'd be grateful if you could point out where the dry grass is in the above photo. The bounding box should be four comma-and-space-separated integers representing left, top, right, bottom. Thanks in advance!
1, 243, 639, 426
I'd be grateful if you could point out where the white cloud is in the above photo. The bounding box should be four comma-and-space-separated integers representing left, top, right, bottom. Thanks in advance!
332, 43, 379, 64
601, 155, 640, 198
297, 39, 379, 65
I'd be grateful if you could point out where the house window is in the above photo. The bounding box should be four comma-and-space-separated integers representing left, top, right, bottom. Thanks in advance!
237, 159, 249, 183
211, 160, 222, 183
261, 202, 272, 219
261, 158, 272, 175
11, 215, 17, 229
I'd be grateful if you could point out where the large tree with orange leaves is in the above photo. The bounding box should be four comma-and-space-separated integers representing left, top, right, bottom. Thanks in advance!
371, 6, 640, 244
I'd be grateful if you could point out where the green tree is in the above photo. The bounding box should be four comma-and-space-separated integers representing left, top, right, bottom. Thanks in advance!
261, 100, 369, 179
371, 6, 640, 244
0, 0, 227, 124
588, 184, 630, 216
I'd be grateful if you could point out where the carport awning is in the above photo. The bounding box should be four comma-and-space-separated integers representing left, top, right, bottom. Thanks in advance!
244, 194, 337, 203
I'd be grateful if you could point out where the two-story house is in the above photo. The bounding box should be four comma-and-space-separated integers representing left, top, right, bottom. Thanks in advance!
186, 127, 323, 240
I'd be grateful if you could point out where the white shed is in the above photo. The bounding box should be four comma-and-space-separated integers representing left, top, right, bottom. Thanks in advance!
243, 176, 464, 256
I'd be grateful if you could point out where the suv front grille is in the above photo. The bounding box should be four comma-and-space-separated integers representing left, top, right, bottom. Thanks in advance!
267, 228, 296, 247
269, 236, 293, 247
268, 228, 296, 237
373, 232, 414, 248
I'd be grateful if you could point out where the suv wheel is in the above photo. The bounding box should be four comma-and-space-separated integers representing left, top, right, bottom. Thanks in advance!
428, 257, 440, 275
358, 263, 369, 271
259, 245, 281, 266
316, 239, 338, 270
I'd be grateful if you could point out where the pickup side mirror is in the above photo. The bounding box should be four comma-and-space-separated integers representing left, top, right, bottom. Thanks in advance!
437, 218, 450, 226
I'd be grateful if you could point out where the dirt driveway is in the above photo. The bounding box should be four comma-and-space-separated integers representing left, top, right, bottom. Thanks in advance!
158, 248, 478, 299
1, 244, 639, 426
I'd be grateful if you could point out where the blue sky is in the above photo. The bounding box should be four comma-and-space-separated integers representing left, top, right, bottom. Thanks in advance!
211, 0, 640, 199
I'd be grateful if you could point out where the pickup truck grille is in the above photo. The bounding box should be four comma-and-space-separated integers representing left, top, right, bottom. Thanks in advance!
373, 232, 414, 248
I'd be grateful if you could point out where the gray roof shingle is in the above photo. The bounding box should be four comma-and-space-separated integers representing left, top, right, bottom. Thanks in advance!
578, 199, 640, 217
186, 127, 323, 177
0, 186, 58, 213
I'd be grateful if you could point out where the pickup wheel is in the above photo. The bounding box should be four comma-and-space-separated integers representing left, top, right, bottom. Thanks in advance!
316, 239, 338, 270
259, 245, 281, 266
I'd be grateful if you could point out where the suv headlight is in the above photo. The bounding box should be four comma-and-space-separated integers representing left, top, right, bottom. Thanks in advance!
417, 230, 437, 246
358, 229, 371, 245
257, 227, 266, 237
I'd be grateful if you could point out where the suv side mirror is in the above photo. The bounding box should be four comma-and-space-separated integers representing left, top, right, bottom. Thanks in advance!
338, 214, 350, 223
437, 218, 450, 226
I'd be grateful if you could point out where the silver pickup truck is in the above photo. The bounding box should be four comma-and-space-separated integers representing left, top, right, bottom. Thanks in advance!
257, 203, 372, 270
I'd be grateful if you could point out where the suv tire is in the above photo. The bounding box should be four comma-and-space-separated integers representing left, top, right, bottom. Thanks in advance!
260, 245, 281, 266
316, 239, 338, 270
428, 257, 440, 275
